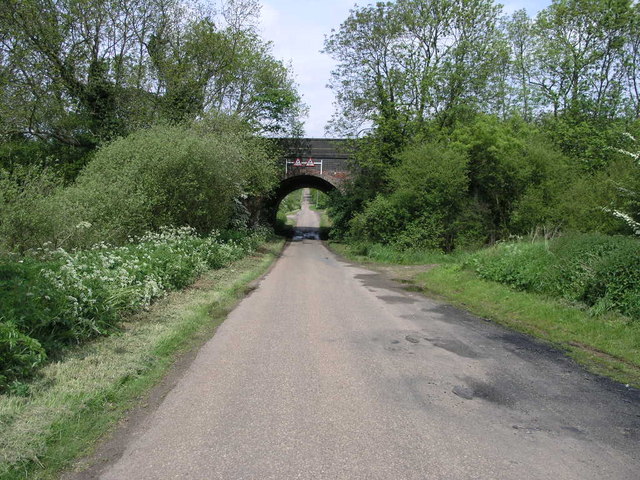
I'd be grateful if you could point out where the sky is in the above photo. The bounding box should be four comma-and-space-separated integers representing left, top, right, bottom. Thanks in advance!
259, 0, 553, 137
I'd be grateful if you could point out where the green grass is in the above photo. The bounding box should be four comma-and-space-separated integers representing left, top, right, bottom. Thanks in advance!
274, 190, 303, 237
329, 241, 459, 265
0, 239, 284, 480
278, 190, 303, 220
317, 209, 332, 229
332, 241, 640, 388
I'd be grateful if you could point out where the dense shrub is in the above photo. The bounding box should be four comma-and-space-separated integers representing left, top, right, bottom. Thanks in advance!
0, 322, 47, 389
349, 195, 409, 245
0, 227, 268, 391
333, 116, 594, 251
61, 123, 277, 247
584, 244, 640, 318
391, 213, 445, 251
545, 234, 627, 299
0, 120, 278, 252
465, 242, 554, 292
466, 234, 640, 320
349, 141, 468, 250
0, 166, 66, 253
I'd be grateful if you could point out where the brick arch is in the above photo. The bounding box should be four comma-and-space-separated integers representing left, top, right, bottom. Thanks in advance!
263, 174, 339, 227
274, 174, 337, 200
250, 138, 352, 227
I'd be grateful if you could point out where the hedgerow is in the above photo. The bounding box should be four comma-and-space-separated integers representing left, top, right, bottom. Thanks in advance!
465, 233, 640, 320
0, 121, 279, 253
0, 226, 268, 392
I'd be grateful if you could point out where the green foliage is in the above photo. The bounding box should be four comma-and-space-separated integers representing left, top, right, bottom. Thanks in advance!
0, 121, 278, 252
324, 0, 507, 136
345, 141, 469, 250
0, 166, 66, 253
541, 115, 631, 171
278, 190, 303, 215
466, 233, 640, 320
333, 241, 450, 266
390, 142, 469, 212
334, 115, 579, 251
508, 134, 573, 234
546, 234, 632, 298
316, 191, 330, 209
450, 115, 531, 239
323, 0, 640, 251
0, 238, 283, 480
0, 0, 303, 179
391, 213, 446, 251
0, 227, 269, 392
0, 321, 47, 389
327, 171, 382, 241
67, 124, 236, 243
584, 242, 640, 318
274, 190, 302, 233
465, 242, 555, 292
349, 195, 409, 245
602, 131, 640, 234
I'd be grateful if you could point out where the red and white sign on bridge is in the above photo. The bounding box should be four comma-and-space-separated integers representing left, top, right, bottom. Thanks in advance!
287, 157, 322, 174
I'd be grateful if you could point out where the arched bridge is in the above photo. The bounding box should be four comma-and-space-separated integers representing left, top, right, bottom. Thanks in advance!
256, 138, 352, 226
274, 138, 351, 199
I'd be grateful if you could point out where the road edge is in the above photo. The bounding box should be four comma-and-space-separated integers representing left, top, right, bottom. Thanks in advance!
324, 241, 640, 391
0, 239, 285, 480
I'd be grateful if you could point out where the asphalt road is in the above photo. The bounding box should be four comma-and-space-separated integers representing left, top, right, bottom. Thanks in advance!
97, 196, 639, 479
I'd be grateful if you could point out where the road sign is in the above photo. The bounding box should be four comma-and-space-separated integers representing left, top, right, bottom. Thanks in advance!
294, 158, 302, 166
306, 158, 315, 167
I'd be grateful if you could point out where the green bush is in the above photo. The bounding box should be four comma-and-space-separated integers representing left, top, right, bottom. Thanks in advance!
61, 124, 276, 247
0, 121, 278, 252
0, 227, 269, 391
465, 233, 640, 320
348, 141, 469, 250
0, 322, 47, 388
465, 242, 554, 292
0, 166, 66, 253
544, 234, 619, 297
580, 239, 640, 318
391, 213, 445, 251
349, 195, 408, 244
0, 257, 78, 350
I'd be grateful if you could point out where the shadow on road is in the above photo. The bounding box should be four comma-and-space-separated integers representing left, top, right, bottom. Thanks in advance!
275, 225, 330, 241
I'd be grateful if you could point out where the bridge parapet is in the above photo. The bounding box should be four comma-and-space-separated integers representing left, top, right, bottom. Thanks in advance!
277, 138, 352, 191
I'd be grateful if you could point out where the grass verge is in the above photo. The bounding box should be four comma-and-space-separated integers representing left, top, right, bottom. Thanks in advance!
329, 241, 456, 265
331, 242, 640, 388
0, 239, 284, 480
317, 209, 332, 229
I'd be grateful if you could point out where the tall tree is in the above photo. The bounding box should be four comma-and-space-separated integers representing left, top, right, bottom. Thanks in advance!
505, 9, 535, 120
531, 0, 631, 119
624, 3, 640, 118
0, 0, 304, 175
324, 0, 508, 136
